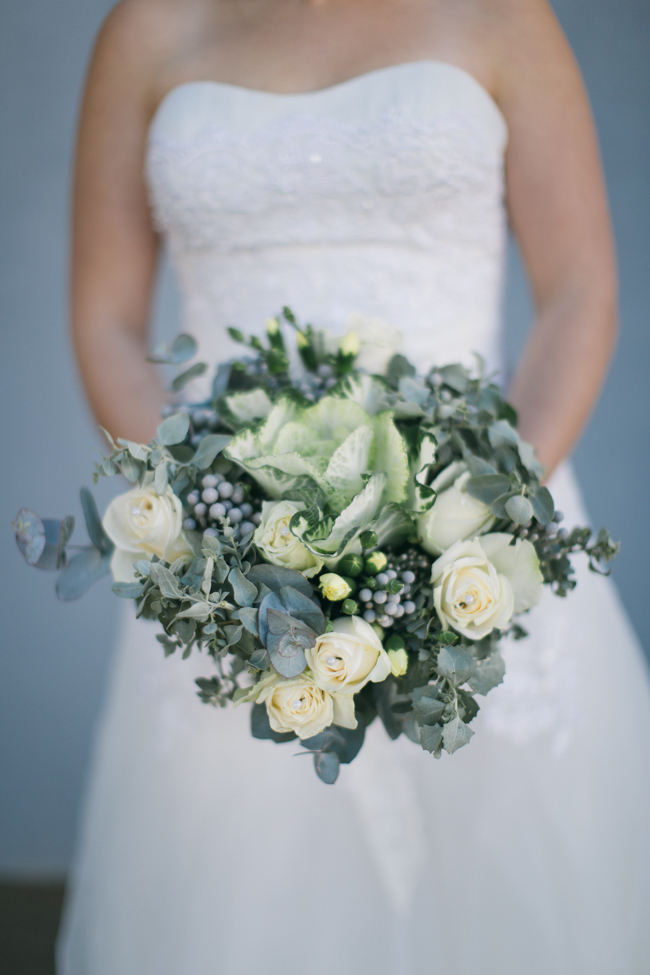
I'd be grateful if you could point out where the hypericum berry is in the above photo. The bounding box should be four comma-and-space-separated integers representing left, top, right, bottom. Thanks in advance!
218, 482, 234, 499
338, 553, 364, 578
364, 551, 388, 575
209, 502, 226, 520
202, 487, 219, 504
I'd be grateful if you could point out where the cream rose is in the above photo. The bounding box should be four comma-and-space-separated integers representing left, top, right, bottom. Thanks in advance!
253, 672, 356, 740
102, 484, 193, 582
343, 313, 404, 374
431, 534, 543, 640
418, 462, 495, 555
253, 500, 323, 577
305, 616, 392, 696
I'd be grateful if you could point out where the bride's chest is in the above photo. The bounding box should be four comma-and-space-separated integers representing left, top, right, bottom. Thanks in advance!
145, 64, 507, 250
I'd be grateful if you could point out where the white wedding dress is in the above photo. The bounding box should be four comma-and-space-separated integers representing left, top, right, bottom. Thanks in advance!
57, 62, 650, 974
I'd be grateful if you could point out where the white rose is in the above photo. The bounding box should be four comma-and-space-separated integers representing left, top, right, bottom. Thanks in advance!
102, 485, 193, 582
253, 500, 323, 577
305, 616, 392, 696
418, 462, 495, 555
343, 313, 404, 374
253, 672, 356, 740
431, 533, 543, 640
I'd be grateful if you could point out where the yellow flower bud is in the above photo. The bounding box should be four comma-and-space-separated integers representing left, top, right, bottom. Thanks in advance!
340, 331, 360, 357
296, 331, 309, 349
364, 551, 388, 575
387, 647, 409, 677
265, 317, 280, 336
319, 572, 352, 601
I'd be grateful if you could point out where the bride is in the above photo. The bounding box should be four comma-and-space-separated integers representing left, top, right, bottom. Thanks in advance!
58, 1, 650, 972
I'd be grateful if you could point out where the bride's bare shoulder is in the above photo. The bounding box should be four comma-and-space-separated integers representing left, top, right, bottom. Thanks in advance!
89, 0, 215, 113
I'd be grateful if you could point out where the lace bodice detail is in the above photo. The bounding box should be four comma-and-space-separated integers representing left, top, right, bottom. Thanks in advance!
145, 61, 508, 372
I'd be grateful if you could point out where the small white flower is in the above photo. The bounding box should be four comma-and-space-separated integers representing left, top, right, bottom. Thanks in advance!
251, 671, 356, 740
431, 534, 543, 640
253, 500, 323, 577
418, 462, 495, 555
305, 616, 391, 696
102, 484, 193, 582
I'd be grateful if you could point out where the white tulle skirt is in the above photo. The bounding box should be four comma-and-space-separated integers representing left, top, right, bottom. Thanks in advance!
57, 463, 650, 975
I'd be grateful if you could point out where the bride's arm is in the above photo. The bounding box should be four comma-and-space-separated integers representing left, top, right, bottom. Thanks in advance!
495, 0, 618, 478
71, 3, 174, 444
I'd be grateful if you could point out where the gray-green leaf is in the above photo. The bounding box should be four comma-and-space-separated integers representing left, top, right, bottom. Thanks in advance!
442, 716, 474, 754
157, 413, 190, 446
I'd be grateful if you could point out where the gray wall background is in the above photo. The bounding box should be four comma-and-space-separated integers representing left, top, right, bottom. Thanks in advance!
1, 1, 648, 876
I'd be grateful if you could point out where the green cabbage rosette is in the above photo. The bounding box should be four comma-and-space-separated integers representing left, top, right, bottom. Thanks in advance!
224, 395, 412, 566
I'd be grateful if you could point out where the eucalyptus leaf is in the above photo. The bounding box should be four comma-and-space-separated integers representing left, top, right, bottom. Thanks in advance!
313, 750, 340, 785
464, 474, 511, 506
154, 462, 168, 494
488, 419, 519, 450
264, 608, 312, 677
419, 723, 443, 754
56, 547, 111, 600
176, 601, 212, 621
531, 487, 555, 525
149, 563, 183, 599
234, 606, 259, 635
249, 648, 271, 670
171, 361, 208, 392
414, 697, 446, 725
437, 646, 476, 685
442, 716, 474, 754
112, 581, 145, 598
248, 563, 313, 598
258, 586, 325, 647
13, 510, 69, 570
468, 652, 506, 695
157, 412, 190, 446
149, 333, 197, 365
80, 488, 112, 554
505, 494, 534, 527
118, 454, 141, 482
193, 434, 232, 471
228, 566, 257, 607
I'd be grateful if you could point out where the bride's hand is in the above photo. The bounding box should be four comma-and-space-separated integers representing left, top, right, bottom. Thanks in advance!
495, 0, 618, 479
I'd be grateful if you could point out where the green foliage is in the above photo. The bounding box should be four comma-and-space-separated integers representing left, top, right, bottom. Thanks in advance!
56, 547, 112, 601
157, 413, 190, 446
17, 313, 620, 783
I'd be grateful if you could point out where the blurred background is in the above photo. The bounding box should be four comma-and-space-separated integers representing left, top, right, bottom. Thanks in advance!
1, 0, 648, 965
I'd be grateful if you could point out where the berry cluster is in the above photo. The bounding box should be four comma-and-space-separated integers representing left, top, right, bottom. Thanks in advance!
325, 548, 432, 631
183, 473, 261, 543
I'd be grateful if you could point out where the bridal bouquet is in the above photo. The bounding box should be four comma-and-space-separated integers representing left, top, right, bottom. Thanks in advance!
14, 310, 617, 783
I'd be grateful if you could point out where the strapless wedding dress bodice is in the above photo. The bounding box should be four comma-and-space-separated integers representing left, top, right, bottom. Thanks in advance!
58, 61, 650, 975
146, 61, 508, 373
